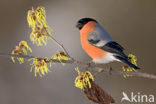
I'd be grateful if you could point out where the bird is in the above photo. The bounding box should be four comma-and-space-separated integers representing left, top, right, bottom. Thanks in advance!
76, 18, 139, 69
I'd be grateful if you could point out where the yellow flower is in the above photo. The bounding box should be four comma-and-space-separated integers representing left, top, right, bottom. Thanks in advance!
27, 8, 37, 29
27, 6, 47, 29
27, 6, 53, 46
11, 41, 32, 64
19, 41, 32, 54
53, 51, 69, 66
74, 67, 94, 90
128, 54, 137, 66
29, 57, 50, 77
122, 54, 138, 78
35, 7, 47, 27
30, 26, 50, 46
11, 50, 24, 64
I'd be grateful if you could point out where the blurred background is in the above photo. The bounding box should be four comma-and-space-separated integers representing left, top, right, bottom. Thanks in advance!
0, 0, 156, 104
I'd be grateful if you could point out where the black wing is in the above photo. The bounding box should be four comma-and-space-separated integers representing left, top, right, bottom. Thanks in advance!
88, 37, 127, 59
101, 41, 127, 58
101, 41, 124, 53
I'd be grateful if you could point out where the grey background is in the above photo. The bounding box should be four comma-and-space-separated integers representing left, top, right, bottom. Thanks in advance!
0, 0, 156, 104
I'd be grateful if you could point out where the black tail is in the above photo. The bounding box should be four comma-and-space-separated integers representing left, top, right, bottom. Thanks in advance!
114, 56, 140, 70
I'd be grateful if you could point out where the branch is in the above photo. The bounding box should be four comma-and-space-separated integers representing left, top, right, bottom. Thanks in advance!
48, 36, 70, 57
0, 52, 156, 80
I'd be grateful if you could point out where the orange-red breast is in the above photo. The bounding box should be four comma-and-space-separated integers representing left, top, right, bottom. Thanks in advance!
76, 18, 139, 69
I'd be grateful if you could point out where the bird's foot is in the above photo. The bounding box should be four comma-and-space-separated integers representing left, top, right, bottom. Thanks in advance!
109, 66, 113, 75
87, 61, 95, 67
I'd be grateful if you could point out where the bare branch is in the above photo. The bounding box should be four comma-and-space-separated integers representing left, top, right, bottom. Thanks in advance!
0, 52, 156, 80
48, 36, 70, 57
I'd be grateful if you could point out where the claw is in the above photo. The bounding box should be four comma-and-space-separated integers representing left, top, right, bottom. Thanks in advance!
109, 66, 113, 75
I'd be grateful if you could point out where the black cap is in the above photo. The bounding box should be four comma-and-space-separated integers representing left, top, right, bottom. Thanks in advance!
76, 18, 97, 30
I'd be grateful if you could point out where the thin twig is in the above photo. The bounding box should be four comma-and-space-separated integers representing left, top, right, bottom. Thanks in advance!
49, 36, 69, 56
44, 26, 70, 57
0, 52, 156, 80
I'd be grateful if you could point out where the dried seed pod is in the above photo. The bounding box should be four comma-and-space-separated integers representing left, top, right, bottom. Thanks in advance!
84, 80, 115, 104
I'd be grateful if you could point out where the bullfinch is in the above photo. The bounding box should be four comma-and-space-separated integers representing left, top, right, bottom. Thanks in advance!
76, 18, 139, 69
